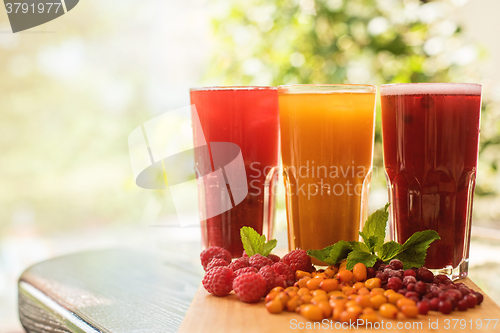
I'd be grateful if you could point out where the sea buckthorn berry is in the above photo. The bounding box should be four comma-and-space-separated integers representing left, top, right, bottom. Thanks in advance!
369, 288, 385, 297
379, 303, 399, 319
355, 295, 372, 308
296, 304, 307, 314
345, 300, 358, 308
353, 263, 367, 282
265, 292, 278, 303
296, 276, 311, 289
306, 277, 324, 290
353, 282, 365, 290
286, 296, 302, 312
266, 298, 284, 314
325, 267, 337, 278
359, 313, 379, 324
396, 298, 416, 309
401, 304, 419, 318
387, 292, 404, 304
370, 295, 387, 310
270, 286, 284, 294
364, 278, 382, 290
346, 305, 363, 316
383, 289, 396, 297
301, 294, 313, 304
287, 290, 298, 298
295, 270, 311, 279
339, 260, 348, 271
358, 287, 370, 296
312, 289, 327, 298
298, 288, 310, 296
286, 286, 299, 293
320, 279, 339, 292
301, 304, 324, 321
342, 286, 355, 295
311, 295, 329, 304
362, 307, 375, 314
338, 270, 354, 283
277, 292, 290, 307
339, 310, 360, 323
318, 301, 333, 317
332, 302, 346, 320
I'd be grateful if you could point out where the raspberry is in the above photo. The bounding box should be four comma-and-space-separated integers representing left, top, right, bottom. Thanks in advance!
249, 254, 273, 270
258, 266, 282, 293
268, 254, 281, 263
200, 247, 232, 270
242, 250, 248, 257
234, 267, 258, 277
281, 250, 312, 272
233, 272, 267, 303
202, 266, 234, 296
272, 262, 295, 287
206, 258, 229, 271
228, 257, 249, 271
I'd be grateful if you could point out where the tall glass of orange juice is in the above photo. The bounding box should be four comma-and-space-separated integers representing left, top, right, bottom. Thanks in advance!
278, 84, 376, 255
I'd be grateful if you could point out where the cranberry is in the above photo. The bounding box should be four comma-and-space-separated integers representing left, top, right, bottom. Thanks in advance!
417, 300, 430, 315
408, 296, 420, 303
376, 271, 389, 283
464, 294, 478, 308
373, 260, 384, 271
429, 286, 442, 297
417, 267, 434, 283
387, 277, 403, 291
398, 288, 408, 295
378, 264, 387, 271
407, 283, 415, 291
405, 291, 420, 299
403, 276, 417, 286
457, 299, 468, 311
436, 274, 451, 283
473, 292, 484, 305
446, 289, 463, 302
429, 297, 440, 311
403, 269, 416, 278
366, 267, 376, 279
459, 287, 471, 296
389, 259, 404, 270
439, 300, 453, 314
415, 281, 427, 295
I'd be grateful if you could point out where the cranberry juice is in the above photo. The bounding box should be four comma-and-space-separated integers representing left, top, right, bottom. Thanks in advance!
190, 87, 279, 258
381, 84, 481, 270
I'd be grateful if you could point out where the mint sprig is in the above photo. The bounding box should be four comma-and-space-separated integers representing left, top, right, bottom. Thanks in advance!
307, 203, 441, 270
240, 226, 277, 257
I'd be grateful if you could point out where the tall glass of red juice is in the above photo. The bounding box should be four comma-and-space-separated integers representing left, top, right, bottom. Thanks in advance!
190, 87, 279, 258
380, 83, 482, 279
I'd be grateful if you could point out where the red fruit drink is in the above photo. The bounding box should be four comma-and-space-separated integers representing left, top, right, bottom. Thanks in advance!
381, 83, 482, 278
190, 87, 279, 258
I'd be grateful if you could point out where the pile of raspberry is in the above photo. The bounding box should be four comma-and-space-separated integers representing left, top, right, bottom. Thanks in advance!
371, 259, 484, 314
201, 246, 313, 303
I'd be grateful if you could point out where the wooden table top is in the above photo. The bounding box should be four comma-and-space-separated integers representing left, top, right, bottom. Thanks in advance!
18, 248, 203, 333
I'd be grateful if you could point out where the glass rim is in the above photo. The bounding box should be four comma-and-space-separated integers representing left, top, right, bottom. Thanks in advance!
189, 86, 277, 92
277, 84, 376, 94
380, 83, 482, 96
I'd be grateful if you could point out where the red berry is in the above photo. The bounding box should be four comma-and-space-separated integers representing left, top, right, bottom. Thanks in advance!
416, 267, 434, 283
389, 259, 404, 270
438, 300, 453, 314
272, 262, 295, 287
387, 277, 403, 291
249, 254, 273, 270
202, 266, 234, 296
464, 294, 478, 308
473, 292, 484, 305
457, 299, 468, 311
366, 267, 376, 279
233, 272, 267, 303
417, 300, 430, 315
228, 257, 249, 271
404, 269, 417, 278
206, 258, 229, 271
376, 271, 389, 283
200, 247, 232, 270
281, 250, 313, 272
234, 267, 258, 277
403, 276, 417, 286
407, 283, 415, 291
258, 266, 282, 293
429, 298, 440, 311
415, 281, 428, 295
268, 254, 281, 263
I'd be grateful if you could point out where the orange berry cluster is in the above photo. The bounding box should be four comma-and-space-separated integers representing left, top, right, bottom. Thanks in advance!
265, 261, 419, 322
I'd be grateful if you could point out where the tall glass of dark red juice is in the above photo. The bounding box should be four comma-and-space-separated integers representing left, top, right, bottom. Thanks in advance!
380, 83, 482, 279
190, 87, 279, 258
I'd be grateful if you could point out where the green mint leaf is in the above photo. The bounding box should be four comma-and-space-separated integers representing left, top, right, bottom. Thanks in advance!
262, 239, 277, 257
346, 251, 379, 270
395, 230, 441, 269
378, 241, 403, 262
361, 203, 390, 252
348, 241, 371, 253
240, 226, 264, 256
307, 241, 353, 265
358, 232, 378, 254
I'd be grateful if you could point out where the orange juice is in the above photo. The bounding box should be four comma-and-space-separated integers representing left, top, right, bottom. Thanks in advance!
278, 85, 376, 254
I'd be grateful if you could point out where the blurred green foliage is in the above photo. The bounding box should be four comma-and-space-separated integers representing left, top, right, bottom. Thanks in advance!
206, 0, 500, 205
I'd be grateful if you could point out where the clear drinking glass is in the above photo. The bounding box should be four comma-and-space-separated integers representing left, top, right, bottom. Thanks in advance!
380, 83, 482, 279
190, 87, 280, 258
278, 84, 377, 258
